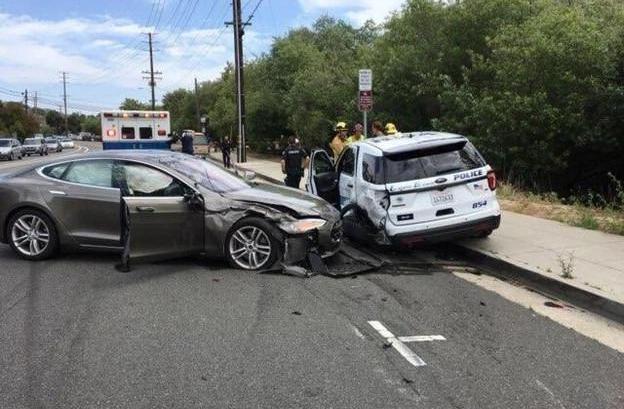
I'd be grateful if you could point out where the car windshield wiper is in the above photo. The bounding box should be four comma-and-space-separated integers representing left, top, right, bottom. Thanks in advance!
435, 167, 463, 175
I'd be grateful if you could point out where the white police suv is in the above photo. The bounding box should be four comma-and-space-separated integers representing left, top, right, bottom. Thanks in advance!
306, 132, 501, 246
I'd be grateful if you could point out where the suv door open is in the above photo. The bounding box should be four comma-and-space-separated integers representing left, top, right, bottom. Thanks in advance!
307, 150, 339, 206
119, 161, 205, 261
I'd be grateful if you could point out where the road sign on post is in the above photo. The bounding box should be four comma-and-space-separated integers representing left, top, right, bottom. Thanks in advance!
359, 69, 373, 137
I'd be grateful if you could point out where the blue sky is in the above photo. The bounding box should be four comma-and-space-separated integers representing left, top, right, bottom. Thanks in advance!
0, 0, 404, 113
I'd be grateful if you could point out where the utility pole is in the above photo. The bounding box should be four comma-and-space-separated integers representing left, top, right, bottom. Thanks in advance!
142, 32, 162, 111
33, 91, 38, 111
227, 0, 248, 162
61, 72, 69, 136
194, 77, 201, 131
22, 89, 28, 111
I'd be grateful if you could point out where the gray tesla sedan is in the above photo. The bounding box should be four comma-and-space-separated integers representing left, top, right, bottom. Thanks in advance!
0, 151, 342, 270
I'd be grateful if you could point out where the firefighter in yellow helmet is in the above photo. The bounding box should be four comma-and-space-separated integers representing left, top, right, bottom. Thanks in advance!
385, 122, 398, 136
330, 121, 349, 158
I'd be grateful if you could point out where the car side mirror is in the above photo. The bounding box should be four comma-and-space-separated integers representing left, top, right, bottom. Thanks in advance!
184, 191, 204, 211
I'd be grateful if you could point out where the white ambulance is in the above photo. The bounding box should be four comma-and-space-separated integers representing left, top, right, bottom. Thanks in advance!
100, 110, 171, 150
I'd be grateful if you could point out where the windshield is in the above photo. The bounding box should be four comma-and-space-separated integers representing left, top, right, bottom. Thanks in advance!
159, 155, 249, 193
376, 141, 486, 184
0, 140, 10, 147
45, 138, 57, 143
24, 138, 38, 145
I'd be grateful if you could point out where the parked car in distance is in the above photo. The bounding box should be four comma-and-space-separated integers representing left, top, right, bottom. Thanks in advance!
44, 137, 63, 153
0, 138, 23, 161
0, 151, 342, 270
307, 131, 501, 246
22, 137, 48, 156
59, 137, 75, 149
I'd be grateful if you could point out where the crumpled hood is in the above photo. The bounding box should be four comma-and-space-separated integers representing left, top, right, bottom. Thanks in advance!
223, 183, 339, 220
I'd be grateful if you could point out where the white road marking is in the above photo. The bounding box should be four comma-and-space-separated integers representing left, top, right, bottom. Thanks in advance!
350, 324, 365, 339
368, 320, 427, 367
398, 335, 446, 342
536, 379, 568, 409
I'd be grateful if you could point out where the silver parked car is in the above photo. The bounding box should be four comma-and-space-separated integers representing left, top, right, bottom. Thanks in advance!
0, 151, 342, 270
0, 138, 23, 161
22, 137, 48, 156
44, 137, 63, 153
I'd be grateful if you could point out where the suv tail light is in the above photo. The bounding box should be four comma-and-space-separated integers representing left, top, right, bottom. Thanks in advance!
487, 170, 497, 191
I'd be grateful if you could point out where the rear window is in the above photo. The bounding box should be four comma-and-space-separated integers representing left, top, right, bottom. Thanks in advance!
0, 140, 10, 147
379, 141, 486, 184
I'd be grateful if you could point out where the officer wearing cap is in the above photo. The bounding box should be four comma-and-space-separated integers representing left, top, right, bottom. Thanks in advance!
281, 136, 309, 189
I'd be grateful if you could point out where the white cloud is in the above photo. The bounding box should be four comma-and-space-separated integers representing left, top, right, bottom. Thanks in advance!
0, 11, 244, 109
297, 0, 405, 25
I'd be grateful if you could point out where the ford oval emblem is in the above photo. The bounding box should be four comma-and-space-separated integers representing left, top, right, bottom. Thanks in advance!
435, 177, 447, 184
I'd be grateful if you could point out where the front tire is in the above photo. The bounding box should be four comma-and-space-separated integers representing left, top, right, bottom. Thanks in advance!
7, 209, 58, 261
225, 217, 279, 270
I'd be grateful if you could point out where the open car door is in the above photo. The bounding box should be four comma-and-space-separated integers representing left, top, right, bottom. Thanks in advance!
306, 149, 339, 206
118, 161, 205, 263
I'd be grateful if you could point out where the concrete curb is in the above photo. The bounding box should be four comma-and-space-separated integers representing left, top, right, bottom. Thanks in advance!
449, 243, 624, 325
203, 153, 624, 325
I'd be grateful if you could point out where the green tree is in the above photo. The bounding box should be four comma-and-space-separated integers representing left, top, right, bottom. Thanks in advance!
45, 110, 65, 134
119, 98, 150, 110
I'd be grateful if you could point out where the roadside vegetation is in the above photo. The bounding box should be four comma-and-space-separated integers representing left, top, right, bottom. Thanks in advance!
498, 179, 624, 236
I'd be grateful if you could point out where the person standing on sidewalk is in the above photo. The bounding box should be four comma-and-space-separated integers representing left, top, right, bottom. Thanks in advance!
347, 123, 365, 145
222, 136, 232, 169
371, 121, 384, 137
330, 122, 348, 159
180, 131, 194, 155
281, 136, 309, 189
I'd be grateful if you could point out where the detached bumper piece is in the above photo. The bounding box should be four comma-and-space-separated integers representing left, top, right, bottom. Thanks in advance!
265, 235, 386, 279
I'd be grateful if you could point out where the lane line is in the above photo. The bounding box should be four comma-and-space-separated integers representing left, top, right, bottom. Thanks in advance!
368, 320, 427, 367
350, 324, 365, 339
398, 335, 446, 342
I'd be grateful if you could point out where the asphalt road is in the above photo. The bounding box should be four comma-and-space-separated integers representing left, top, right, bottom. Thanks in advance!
1, 144, 623, 408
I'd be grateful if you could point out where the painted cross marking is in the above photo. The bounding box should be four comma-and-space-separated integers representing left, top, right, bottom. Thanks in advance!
368, 320, 446, 367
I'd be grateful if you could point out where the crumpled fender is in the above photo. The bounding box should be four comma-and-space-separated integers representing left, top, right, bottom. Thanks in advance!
342, 184, 391, 245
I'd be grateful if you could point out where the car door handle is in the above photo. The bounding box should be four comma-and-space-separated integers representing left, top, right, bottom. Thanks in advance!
136, 206, 155, 213
49, 190, 67, 196
347, 183, 354, 188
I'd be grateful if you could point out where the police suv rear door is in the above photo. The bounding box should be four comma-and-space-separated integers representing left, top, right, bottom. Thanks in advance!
384, 139, 496, 227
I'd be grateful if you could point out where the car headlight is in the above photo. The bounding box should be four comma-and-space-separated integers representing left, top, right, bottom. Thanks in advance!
279, 218, 326, 234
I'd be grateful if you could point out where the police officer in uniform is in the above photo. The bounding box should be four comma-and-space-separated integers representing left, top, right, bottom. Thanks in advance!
281, 136, 309, 189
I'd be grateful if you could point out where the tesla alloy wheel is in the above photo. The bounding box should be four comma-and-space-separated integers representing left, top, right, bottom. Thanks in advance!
8, 209, 58, 260
226, 218, 278, 270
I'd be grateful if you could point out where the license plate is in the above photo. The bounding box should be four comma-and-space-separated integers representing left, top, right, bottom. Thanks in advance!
430, 191, 454, 206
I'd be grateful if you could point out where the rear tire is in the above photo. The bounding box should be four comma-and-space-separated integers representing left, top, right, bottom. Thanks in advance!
7, 209, 59, 261
225, 217, 280, 270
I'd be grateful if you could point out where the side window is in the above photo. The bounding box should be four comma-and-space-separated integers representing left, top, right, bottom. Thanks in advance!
338, 148, 355, 176
63, 160, 114, 188
361, 153, 384, 184
120, 162, 187, 197
313, 152, 334, 174
139, 127, 153, 140
121, 127, 135, 140
42, 162, 71, 179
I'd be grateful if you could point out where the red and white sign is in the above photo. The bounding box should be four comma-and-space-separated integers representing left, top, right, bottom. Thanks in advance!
359, 90, 373, 112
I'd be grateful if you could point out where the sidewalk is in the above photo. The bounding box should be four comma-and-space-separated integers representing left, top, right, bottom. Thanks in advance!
208, 151, 624, 318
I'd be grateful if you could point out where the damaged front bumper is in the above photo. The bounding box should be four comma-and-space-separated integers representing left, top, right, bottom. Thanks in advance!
282, 219, 342, 265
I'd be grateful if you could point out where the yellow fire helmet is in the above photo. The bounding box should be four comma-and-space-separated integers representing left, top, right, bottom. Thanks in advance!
385, 122, 398, 135
335, 122, 348, 131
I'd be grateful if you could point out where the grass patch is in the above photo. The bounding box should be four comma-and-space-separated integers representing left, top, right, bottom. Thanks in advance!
498, 182, 624, 236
